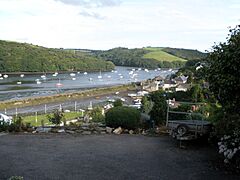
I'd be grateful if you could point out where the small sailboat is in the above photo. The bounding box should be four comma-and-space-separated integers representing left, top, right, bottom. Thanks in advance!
20, 74, 24, 78
98, 71, 102, 79
17, 81, 22, 85
138, 68, 141, 71
0, 77, 3, 80
3, 74, 8, 78
120, 76, 124, 79
84, 72, 88, 75
144, 69, 149, 72
36, 81, 42, 85
72, 77, 76, 81
77, 72, 80, 74
56, 79, 63, 87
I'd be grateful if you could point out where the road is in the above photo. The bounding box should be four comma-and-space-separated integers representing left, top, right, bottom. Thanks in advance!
0, 134, 238, 180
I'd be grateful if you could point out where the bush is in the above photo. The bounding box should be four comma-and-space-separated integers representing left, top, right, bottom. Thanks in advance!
47, 110, 64, 125
113, 99, 123, 107
89, 107, 105, 123
105, 106, 140, 129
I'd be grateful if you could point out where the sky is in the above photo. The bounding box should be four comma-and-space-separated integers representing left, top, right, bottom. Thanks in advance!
0, 0, 239, 52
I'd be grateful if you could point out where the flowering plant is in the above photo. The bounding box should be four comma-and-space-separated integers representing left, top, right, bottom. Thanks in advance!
218, 130, 240, 168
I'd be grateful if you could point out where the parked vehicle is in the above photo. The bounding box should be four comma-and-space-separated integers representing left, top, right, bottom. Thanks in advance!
0, 113, 13, 124
166, 101, 212, 140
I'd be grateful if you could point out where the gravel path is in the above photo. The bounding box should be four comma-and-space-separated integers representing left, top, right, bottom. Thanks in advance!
0, 134, 239, 180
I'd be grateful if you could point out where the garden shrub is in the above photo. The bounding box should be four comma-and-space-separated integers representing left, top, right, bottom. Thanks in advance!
113, 99, 123, 107
89, 107, 105, 123
105, 106, 140, 129
47, 110, 64, 125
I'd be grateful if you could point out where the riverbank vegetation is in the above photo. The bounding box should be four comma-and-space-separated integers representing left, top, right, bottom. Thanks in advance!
0, 40, 114, 73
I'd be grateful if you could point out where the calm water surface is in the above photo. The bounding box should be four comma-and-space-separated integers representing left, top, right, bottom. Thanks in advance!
0, 66, 176, 101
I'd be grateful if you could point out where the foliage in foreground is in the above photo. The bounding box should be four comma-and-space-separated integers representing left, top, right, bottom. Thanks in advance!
105, 106, 140, 129
89, 107, 105, 123
149, 90, 167, 125
205, 25, 240, 168
47, 110, 64, 125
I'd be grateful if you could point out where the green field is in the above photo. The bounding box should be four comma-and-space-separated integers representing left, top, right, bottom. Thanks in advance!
22, 112, 82, 126
143, 47, 187, 62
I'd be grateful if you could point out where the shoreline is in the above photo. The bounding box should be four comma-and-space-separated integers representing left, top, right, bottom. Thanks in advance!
0, 83, 136, 110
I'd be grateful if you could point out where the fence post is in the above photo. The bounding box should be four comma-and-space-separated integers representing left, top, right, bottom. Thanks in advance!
44, 104, 47, 114
75, 101, 77, 112
35, 112, 38, 123
15, 108, 18, 119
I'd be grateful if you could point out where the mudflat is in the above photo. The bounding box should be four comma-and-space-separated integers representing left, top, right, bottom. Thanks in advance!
0, 134, 238, 180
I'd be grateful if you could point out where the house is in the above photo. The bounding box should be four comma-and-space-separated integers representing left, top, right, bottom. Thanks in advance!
175, 83, 191, 92
174, 75, 188, 84
140, 76, 165, 92
162, 79, 177, 90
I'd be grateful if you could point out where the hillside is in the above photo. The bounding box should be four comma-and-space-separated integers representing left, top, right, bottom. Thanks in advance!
143, 47, 187, 62
0, 40, 114, 73
161, 47, 207, 60
91, 47, 206, 69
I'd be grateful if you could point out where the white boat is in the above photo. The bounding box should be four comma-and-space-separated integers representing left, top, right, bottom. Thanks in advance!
70, 73, 76, 77
138, 68, 142, 71
52, 72, 58, 77
0, 74, 2, 76
107, 75, 111, 78
132, 68, 135, 71
17, 81, 22, 85
3, 74, 8, 78
36, 81, 42, 84
120, 76, 124, 79
144, 69, 149, 72
41, 75, 46, 79
98, 71, 102, 79
35, 79, 40, 81
56, 79, 63, 87
129, 71, 133, 75
20, 74, 24, 78
0, 77, 3, 80
77, 72, 80, 74
84, 72, 88, 75
72, 77, 76, 81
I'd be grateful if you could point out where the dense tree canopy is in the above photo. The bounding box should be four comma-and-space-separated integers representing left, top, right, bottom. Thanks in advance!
0, 40, 114, 72
206, 26, 240, 114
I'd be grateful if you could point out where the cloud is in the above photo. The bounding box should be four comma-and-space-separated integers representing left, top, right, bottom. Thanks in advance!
55, 0, 121, 8
79, 10, 105, 19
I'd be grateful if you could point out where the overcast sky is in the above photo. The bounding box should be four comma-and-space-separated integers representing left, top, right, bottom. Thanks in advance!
0, 0, 239, 51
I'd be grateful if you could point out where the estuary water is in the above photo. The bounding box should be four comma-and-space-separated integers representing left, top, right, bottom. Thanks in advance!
0, 66, 176, 101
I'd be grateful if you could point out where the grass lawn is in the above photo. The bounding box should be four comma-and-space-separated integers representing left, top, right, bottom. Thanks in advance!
143, 50, 187, 62
22, 111, 82, 126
